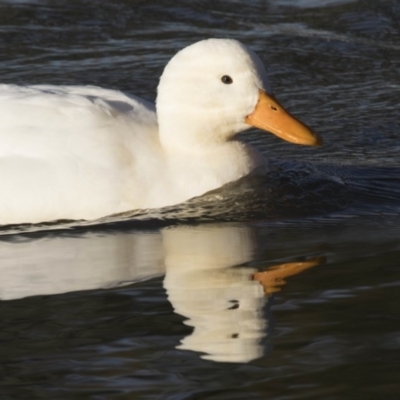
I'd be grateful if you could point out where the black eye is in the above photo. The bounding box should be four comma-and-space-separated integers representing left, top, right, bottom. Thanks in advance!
221, 75, 233, 84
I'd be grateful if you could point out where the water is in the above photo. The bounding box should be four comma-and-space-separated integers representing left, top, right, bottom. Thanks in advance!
0, 0, 400, 398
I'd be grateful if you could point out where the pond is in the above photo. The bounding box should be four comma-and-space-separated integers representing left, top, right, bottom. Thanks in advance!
0, 1, 399, 398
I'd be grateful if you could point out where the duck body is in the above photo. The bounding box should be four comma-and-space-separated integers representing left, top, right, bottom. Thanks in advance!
0, 84, 260, 224
0, 39, 320, 225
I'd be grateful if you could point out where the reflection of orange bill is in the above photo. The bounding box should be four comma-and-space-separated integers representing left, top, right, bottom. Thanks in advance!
246, 90, 322, 146
253, 256, 326, 295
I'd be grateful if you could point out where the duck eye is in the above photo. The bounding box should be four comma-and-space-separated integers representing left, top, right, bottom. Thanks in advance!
221, 75, 233, 84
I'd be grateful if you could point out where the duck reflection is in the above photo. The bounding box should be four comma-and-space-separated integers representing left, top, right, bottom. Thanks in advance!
0, 223, 321, 363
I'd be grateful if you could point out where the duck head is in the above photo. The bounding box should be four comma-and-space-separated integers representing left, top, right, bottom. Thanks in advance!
156, 38, 321, 150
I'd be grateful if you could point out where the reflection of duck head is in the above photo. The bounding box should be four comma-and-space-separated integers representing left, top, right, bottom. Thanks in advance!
162, 224, 324, 363
162, 224, 268, 363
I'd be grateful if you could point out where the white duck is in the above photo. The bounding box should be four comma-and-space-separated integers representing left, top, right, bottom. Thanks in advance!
0, 39, 320, 225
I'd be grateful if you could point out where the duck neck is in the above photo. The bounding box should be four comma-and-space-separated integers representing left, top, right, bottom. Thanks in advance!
156, 105, 264, 183
160, 127, 263, 187
158, 113, 233, 154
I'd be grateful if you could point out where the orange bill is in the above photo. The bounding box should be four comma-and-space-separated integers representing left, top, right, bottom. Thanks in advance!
253, 256, 325, 295
245, 90, 322, 146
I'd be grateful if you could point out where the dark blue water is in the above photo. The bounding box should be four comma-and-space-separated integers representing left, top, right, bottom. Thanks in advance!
0, 1, 400, 398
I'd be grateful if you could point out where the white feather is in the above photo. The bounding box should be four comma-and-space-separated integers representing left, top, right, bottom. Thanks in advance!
0, 39, 270, 224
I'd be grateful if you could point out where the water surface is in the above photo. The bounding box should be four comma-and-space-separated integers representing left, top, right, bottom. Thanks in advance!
0, 1, 399, 399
